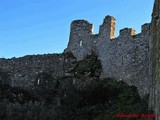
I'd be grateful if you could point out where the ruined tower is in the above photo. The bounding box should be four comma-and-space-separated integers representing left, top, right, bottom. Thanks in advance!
66, 16, 116, 61
67, 20, 93, 60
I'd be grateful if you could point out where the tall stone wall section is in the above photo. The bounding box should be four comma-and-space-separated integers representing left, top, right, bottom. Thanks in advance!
99, 24, 152, 97
66, 16, 152, 97
151, 0, 160, 119
0, 54, 64, 89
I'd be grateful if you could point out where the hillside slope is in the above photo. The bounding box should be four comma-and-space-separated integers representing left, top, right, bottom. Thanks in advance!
0, 54, 154, 120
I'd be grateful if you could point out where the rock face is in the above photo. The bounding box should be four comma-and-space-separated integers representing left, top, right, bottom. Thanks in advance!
152, 0, 160, 119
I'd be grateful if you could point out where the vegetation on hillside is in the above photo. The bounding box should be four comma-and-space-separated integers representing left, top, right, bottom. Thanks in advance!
0, 54, 155, 120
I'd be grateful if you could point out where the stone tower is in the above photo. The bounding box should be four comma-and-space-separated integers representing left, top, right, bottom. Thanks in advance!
66, 16, 116, 61
67, 20, 93, 60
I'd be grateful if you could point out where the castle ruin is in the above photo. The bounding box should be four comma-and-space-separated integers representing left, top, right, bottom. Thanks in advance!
65, 15, 152, 99
0, 0, 160, 119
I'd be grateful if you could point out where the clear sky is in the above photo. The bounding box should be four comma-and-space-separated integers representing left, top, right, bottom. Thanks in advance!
0, 0, 154, 58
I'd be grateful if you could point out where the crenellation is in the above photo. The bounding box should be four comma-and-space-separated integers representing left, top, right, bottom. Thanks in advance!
66, 14, 153, 101
141, 23, 151, 34
119, 28, 136, 36
99, 15, 116, 39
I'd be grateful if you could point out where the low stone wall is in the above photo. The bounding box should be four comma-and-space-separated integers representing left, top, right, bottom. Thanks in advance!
0, 54, 64, 89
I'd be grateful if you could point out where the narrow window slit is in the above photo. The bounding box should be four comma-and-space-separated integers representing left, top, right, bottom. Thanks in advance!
80, 41, 82, 47
37, 79, 40, 85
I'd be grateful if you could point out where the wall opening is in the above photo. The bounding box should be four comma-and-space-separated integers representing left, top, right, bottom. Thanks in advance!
37, 78, 40, 85
80, 41, 83, 47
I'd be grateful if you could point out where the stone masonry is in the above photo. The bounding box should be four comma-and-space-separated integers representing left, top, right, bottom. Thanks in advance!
0, 1, 159, 117
152, 0, 160, 119
65, 15, 152, 99
0, 54, 64, 89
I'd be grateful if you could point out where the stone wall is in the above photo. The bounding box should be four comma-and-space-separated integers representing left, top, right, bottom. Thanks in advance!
0, 10, 155, 112
66, 16, 152, 97
151, 0, 160, 119
0, 15, 152, 99
0, 54, 64, 89
0, 0, 158, 117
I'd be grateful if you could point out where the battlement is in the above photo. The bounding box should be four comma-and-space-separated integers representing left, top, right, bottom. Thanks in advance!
99, 15, 116, 39
141, 23, 151, 34
66, 15, 152, 99
103, 15, 116, 23
69, 16, 151, 44
119, 28, 136, 36
67, 16, 152, 61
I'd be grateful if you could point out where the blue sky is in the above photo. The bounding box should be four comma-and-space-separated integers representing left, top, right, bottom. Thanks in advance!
0, 0, 154, 58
